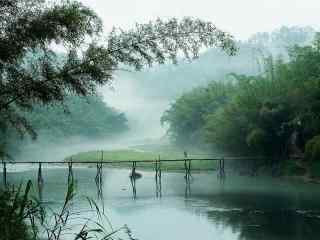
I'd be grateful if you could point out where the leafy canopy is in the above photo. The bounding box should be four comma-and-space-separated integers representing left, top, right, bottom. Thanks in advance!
0, 0, 237, 140
163, 33, 320, 158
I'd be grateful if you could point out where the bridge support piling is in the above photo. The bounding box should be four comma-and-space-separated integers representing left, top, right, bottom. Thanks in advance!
184, 152, 192, 197
68, 160, 74, 185
155, 157, 161, 180
222, 157, 225, 177
2, 162, 7, 186
155, 156, 162, 198
155, 159, 158, 179
158, 155, 161, 179
37, 163, 44, 201
217, 158, 226, 179
37, 163, 43, 185
184, 159, 188, 180
185, 160, 192, 179
131, 161, 136, 177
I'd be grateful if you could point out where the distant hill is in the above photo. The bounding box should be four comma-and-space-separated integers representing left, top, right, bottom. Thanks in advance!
120, 26, 315, 100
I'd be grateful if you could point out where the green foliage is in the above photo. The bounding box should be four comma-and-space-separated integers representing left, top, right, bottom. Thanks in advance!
161, 81, 233, 147
0, 0, 236, 143
127, 26, 315, 102
0, 190, 31, 240
163, 33, 320, 160
1, 95, 128, 156
0, 181, 40, 240
305, 135, 320, 162
26, 95, 128, 140
246, 128, 268, 153
0, 180, 136, 240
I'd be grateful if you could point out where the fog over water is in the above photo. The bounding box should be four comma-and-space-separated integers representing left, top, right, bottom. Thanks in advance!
100, 74, 169, 140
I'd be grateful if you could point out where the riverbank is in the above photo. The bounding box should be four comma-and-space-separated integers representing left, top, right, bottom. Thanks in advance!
66, 149, 320, 183
278, 158, 320, 184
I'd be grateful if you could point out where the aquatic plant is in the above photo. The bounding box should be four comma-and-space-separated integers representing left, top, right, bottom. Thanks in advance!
0, 180, 136, 240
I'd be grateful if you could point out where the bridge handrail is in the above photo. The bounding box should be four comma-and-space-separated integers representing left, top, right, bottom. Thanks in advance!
1, 156, 279, 164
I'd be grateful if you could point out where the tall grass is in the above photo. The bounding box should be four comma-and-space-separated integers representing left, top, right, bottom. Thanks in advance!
0, 181, 136, 240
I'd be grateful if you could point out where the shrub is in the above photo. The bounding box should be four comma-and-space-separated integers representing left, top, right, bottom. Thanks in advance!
305, 135, 320, 162
246, 128, 267, 154
0, 184, 34, 240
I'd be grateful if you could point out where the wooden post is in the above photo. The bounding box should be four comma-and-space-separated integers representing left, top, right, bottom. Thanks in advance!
132, 161, 136, 176
184, 151, 192, 181
37, 163, 44, 201
155, 156, 162, 198
155, 158, 158, 180
217, 158, 226, 179
218, 158, 222, 178
3, 162, 7, 186
184, 159, 188, 180
158, 155, 161, 179
37, 163, 43, 185
222, 157, 225, 177
68, 159, 73, 185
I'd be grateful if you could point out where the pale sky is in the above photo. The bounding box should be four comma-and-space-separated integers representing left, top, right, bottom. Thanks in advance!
81, 0, 320, 40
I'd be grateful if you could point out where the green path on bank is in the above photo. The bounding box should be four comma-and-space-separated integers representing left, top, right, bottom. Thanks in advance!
66, 149, 218, 171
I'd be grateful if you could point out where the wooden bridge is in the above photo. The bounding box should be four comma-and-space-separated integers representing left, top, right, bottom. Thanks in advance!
1, 155, 270, 199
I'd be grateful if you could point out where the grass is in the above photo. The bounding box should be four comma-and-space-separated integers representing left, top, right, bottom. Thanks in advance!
66, 149, 218, 171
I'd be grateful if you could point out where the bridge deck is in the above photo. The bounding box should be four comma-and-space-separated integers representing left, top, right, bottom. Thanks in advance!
1, 156, 270, 164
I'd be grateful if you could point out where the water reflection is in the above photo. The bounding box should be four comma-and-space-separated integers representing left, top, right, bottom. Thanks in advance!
184, 174, 192, 198
68, 162, 74, 185
95, 162, 103, 201
130, 176, 137, 199
37, 163, 44, 201
206, 208, 320, 240
155, 173, 162, 198
2, 167, 320, 240
155, 159, 162, 198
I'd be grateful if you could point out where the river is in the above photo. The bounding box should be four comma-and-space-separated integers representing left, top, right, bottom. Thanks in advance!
3, 165, 320, 240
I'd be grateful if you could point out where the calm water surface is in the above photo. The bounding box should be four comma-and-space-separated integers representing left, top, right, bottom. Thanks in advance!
3, 165, 320, 240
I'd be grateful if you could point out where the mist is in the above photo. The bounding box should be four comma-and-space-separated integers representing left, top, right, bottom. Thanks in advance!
10, 26, 316, 162
100, 75, 169, 140
5, 2, 320, 240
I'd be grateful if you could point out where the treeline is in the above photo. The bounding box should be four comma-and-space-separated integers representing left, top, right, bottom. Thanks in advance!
128, 26, 315, 100
26, 95, 128, 139
1, 95, 128, 157
162, 34, 320, 166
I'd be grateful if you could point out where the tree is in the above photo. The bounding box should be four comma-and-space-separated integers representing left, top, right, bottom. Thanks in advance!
0, 0, 237, 145
161, 81, 232, 147
164, 33, 320, 160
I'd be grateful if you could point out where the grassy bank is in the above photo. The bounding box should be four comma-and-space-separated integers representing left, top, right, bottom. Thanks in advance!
66, 149, 218, 171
